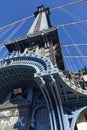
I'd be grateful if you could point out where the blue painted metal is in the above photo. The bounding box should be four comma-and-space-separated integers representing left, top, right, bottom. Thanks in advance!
36, 77, 54, 130
48, 75, 64, 130
71, 106, 87, 130
30, 105, 47, 128
0, 5, 87, 130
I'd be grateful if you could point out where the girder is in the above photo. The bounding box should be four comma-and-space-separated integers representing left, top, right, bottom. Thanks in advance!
0, 4, 87, 130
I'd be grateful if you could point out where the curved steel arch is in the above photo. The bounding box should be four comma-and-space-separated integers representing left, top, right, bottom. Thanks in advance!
0, 56, 48, 72
30, 104, 47, 128
58, 70, 87, 96
71, 106, 87, 130
0, 55, 57, 130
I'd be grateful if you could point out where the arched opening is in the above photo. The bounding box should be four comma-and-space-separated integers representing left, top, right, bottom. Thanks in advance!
0, 62, 51, 130
75, 109, 87, 130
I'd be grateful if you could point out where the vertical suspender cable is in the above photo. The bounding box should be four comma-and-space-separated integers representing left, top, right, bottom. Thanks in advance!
0, 21, 26, 59
62, 27, 77, 72
0, 21, 26, 48
4, 20, 26, 41
60, 8, 87, 36
0, 26, 14, 39
62, 26, 87, 68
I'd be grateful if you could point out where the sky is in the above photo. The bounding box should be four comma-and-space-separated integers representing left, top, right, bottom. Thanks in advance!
0, 0, 87, 72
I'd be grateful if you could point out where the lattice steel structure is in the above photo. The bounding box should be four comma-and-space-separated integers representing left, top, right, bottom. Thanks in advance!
0, 5, 87, 130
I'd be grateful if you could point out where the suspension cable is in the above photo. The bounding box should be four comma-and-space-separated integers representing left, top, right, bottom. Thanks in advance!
58, 19, 87, 28
0, 15, 34, 31
0, 45, 5, 50
62, 52, 71, 71
62, 27, 87, 63
0, 22, 26, 58
64, 56, 87, 58
64, 59, 68, 70
61, 43, 87, 69
4, 21, 26, 41
0, 26, 15, 47
0, 26, 14, 39
51, 0, 87, 11
0, 0, 86, 32
62, 27, 82, 70
60, 8, 87, 36
65, 54, 74, 71
0, 21, 25, 50
62, 43, 87, 47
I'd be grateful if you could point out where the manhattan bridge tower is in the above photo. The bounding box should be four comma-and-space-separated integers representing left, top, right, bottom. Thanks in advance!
0, 5, 87, 130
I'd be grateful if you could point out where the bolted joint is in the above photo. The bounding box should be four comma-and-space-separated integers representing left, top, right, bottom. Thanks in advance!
35, 77, 45, 88
48, 75, 56, 85
39, 77, 45, 88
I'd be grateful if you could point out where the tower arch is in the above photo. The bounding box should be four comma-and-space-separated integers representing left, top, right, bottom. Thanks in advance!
71, 106, 87, 130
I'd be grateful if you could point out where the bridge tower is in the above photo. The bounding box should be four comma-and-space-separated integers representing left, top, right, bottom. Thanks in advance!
0, 5, 87, 130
